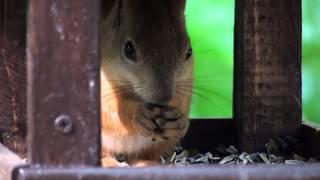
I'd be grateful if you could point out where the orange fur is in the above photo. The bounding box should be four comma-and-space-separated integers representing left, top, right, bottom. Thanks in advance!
100, 0, 193, 167
100, 67, 193, 166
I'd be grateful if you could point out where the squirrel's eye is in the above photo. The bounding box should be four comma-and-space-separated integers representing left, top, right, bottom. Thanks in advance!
124, 41, 137, 61
186, 47, 193, 60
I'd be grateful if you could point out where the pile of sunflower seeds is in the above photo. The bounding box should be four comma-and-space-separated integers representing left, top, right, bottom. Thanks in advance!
161, 136, 320, 166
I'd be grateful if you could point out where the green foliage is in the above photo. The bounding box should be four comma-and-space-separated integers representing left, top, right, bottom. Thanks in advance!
186, 0, 320, 123
302, 1, 320, 124
186, 0, 234, 118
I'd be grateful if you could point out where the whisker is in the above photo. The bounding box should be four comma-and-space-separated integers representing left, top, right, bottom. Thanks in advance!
176, 87, 229, 113
183, 73, 231, 80
177, 84, 231, 105
101, 84, 145, 98
176, 87, 213, 104
103, 79, 143, 85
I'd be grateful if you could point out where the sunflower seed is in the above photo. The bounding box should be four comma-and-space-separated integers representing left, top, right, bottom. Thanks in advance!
225, 160, 237, 165
266, 138, 280, 154
269, 154, 279, 163
259, 153, 270, 164
293, 154, 306, 161
169, 152, 177, 163
243, 158, 248, 165
249, 153, 260, 162
219, 154, 236, 165
285, 160, 304, 165
176, 150, 188, 160
175, 145, 184, 154
211, 156, 221, 160
176, 162, 189, 166
195, 155, 209, 164
246, 155, 254, 164
175, 157, 189, 166
239, 152, 249, 161
205, 152, 213, 159
160, 156, 166, 164
226, 145, 238, 154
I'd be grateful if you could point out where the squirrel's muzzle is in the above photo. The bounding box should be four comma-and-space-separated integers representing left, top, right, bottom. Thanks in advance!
143, 75, 175, 105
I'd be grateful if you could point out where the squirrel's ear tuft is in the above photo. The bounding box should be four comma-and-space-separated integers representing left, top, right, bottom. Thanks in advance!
170, 0, 187, 15
101, 0, 123, 27
178, 0, 187, 9
101, 0, 117, 19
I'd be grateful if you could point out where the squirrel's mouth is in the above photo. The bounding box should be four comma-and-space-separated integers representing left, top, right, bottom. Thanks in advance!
137, 91, 174, 106
130, 79, 175, 105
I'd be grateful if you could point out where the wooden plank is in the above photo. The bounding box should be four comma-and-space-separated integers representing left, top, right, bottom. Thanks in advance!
13, 165, 320, 180
27, 0, 101, 165
182, 119, 236, 152
234, 0, 302, 152
0, 0, 27, 157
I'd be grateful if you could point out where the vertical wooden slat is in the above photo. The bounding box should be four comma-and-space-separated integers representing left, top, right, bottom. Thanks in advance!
27, 0, 101, 165
234, 0, 302, 151
0, 0, 27, 157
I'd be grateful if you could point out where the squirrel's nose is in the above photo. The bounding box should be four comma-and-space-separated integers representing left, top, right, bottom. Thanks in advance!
146, 88, 173, 105
147, 92, 172, 106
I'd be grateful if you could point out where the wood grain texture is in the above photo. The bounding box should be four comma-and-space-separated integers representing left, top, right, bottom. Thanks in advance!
0, 0, 27, 158
27, 0, 101, 165
234, 0, 302, 152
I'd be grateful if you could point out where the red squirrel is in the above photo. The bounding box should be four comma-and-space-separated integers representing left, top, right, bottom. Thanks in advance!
100, 0, 193, 166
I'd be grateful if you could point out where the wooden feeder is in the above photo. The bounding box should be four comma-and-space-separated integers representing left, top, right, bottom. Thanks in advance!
0, 0, 320, 179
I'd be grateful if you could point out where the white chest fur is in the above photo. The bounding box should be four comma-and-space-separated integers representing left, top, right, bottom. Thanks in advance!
102, 132, 156, 154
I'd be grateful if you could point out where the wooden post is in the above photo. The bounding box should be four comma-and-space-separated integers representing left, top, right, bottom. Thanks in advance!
234, 0, 302, 152
27, 0, 101, 165
0, 0, 27, 157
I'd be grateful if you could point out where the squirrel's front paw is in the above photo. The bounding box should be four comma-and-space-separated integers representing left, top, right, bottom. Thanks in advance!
152, 105, 188, 141
135, 103, 160, 137
136, 103, 188, 141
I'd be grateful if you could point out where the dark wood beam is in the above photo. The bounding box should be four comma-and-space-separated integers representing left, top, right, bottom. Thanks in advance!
27, 0, 101, 165
234, 0, 302, 152
0, 0, 27, 157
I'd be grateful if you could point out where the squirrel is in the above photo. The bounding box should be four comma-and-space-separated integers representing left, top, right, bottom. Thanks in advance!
100, 0, 193, 166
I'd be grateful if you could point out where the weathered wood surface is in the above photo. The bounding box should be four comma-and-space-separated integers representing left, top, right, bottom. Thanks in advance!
0, 0, 27, 157
27, 0, 101, 165
14, 165, 320, 180
234, 0, 302, 152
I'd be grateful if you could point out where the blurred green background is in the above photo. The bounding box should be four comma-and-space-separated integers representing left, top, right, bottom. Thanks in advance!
186, 0, 234, 118
302, 0, 320, 124
186, 0, 320, 124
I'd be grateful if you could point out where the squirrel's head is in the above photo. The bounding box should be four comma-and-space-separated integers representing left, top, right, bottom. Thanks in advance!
101, 0, 193, 105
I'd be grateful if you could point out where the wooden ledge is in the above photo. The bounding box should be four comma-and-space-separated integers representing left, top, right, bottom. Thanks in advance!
13, 164, 320, 180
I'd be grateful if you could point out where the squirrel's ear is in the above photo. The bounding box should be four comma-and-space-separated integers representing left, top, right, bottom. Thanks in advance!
172, 0, 186, 15
101, 0, 117, 19
180, 0, 187, 9
101, 0, 123, 27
